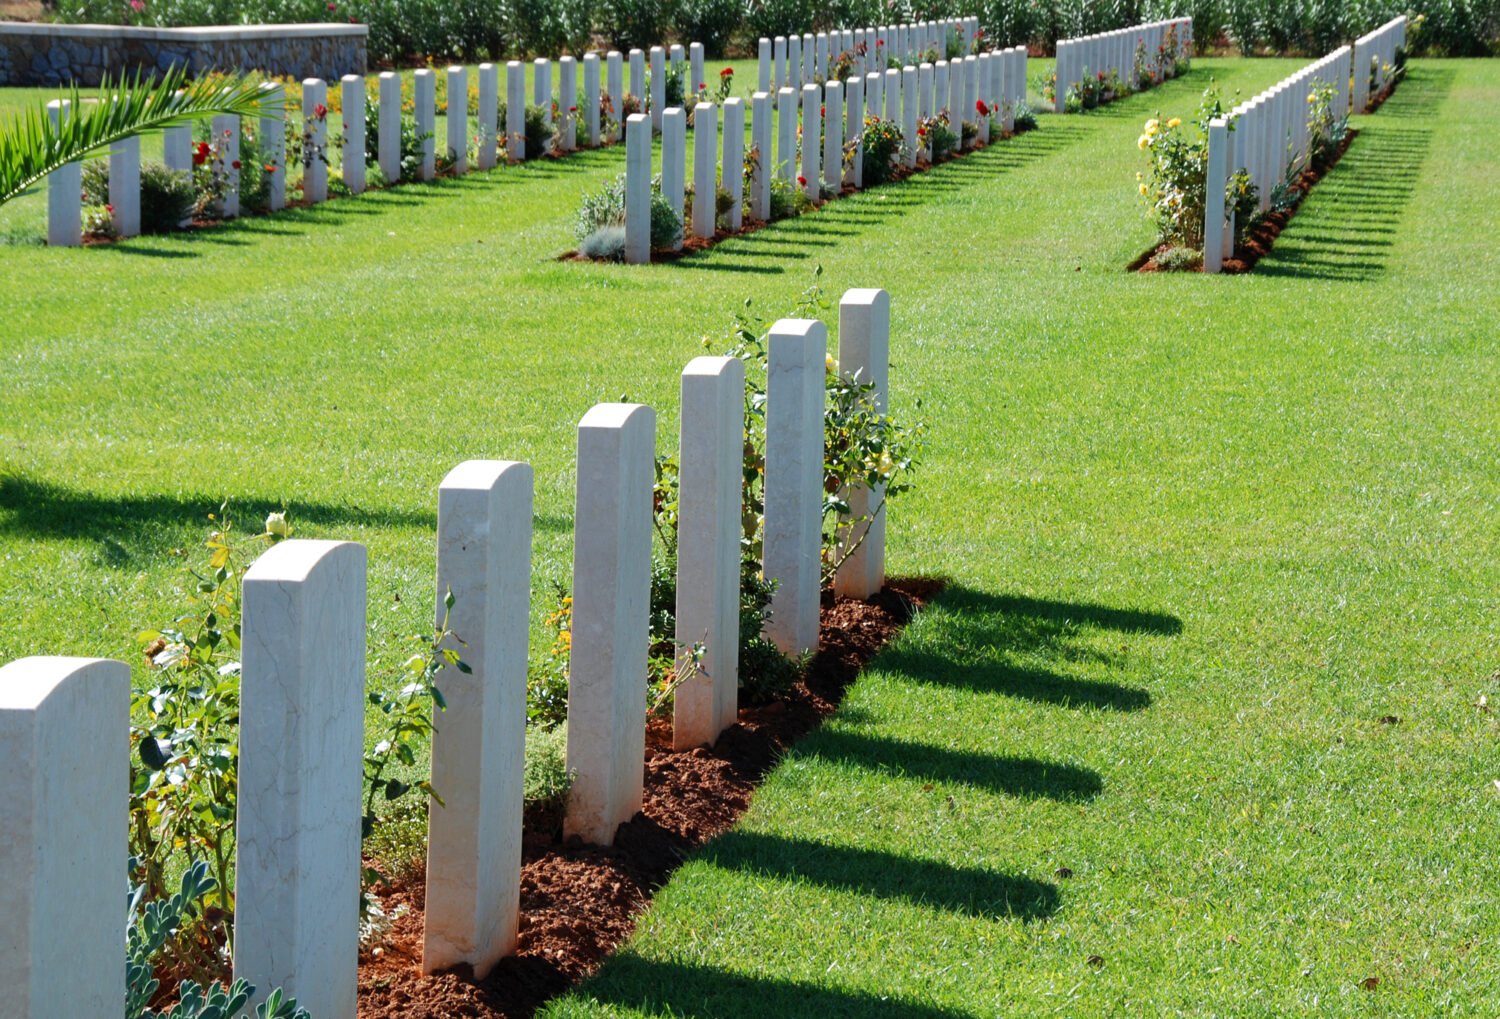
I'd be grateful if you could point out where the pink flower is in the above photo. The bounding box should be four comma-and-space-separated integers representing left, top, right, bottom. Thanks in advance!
128, 0, 144, 10
327, 1, 336, 10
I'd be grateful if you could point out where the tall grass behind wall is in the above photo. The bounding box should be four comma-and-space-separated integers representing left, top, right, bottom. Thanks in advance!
38, 0, 1500, 65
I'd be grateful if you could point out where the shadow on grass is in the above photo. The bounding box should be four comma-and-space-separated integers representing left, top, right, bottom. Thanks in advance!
699, 830, 1059, 920
0, 474, 441, 558
670, 121, 1088, 271
1256, 66, 1451, 283
876, 584, 1177, 711
795, 729, 1103, 801
571, 957, 985, 1018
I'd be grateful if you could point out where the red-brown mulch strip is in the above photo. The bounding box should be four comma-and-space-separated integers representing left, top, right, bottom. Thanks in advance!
1132, 123, 1364, 275
357, 577, 943, 1019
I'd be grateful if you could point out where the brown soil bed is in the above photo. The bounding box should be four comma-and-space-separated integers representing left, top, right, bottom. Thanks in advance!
357, 577, 942, 1019
1132, 125, 1361, 275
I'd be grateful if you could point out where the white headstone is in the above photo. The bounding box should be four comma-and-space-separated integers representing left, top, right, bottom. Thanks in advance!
722, 97, 744, 231
692, 101, 717, 239
845, 76, 863, 188
565, 404, 655, 845
823, 80, 843, 193
259, 82, 286, 211
534, 58, 553, 138
751, 92, 771, 220
506, 61, 526, 161
108, 130, 140, 237
690, 41, 705, 99
0, 656, 128, 1019
478, 63, 499, 169
901, 66, 918, 168
834, 289, 890, 598
624, 114, 651, 264
379, 72, 402, 181
446, 65, 468, 174
763, 319, 827, 657
800, 84, 820, 198
674, 356, 746, 747
414, 69, 436, 179
584, 53, 601, 147
759, 37, 772, 92
234, 539, 365, 1019
773, 36, 787, 90
302, 78, 328, 202
662, 106, 686, 250
211, 113, 240, 217
650, 47, 666, 130
777, 87, 797, 184
559, 56, 577, 152
422, 460, 532, 979
607, 51, 624, 144
629, 48, 646, 118
342, 74, 367, 192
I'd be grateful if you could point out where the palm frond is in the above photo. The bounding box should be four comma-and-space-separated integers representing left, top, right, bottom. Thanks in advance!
0, 66, 279, 208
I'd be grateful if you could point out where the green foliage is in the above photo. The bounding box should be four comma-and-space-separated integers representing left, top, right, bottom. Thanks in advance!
1011, 98, 1038, 133
523, 722, 573, 810
0, 66, 268, 209
745, 0, 819, 39
131, 507, 285, 980
675, 0, 744, 57
128, 862, 309, 1019
528, 587, 572, 727
921, 115, 959, 163
361, 588, 466, 858
767, 175, 814, 220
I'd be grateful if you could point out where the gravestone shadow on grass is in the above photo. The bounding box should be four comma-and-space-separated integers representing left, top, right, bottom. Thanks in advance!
873, 583, 1176, 712
1256, 65, 1452, 284
571, 956, 987, 1018
670, 121, 1088, 273
697, 830, 1061, 921
791, 728, 1103, 801
0, 473, 440, 562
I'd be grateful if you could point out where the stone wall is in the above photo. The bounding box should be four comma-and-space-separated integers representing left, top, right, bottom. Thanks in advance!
0, 22, 366, 86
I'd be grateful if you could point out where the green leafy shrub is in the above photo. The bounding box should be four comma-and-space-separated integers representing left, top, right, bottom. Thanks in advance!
745, 0, 818, 40
129, 862, 309, 1019
860, 116, 904, 186
597, 0, 670, 52
524, 722, 573, 811
1012, 99, 1038, 133
767, 175, 813, 220
1155, 245, 1204, 271
676, 0, 744, 57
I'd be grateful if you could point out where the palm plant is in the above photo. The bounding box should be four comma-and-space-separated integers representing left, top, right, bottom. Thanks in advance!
0, 66, 275, 209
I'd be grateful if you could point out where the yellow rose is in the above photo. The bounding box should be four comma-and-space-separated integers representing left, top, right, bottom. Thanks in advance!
1144, 118, 1160, 136
1137, 133, 1151, 150
1167, 117, 1181, 128
1138, 183, 1148, 196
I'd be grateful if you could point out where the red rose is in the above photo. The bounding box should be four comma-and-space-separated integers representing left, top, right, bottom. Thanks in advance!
231, 159, 241, 169
797, 174, 807, 185
720, 67, 733, 77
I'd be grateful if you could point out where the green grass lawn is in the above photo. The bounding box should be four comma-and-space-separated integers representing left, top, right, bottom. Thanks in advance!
2, 56, 1497, 1016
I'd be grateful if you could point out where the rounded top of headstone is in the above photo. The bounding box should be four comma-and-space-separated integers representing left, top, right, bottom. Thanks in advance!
579, 402, 654, 432
243, 538, 366, 585
0, 656, 127, 712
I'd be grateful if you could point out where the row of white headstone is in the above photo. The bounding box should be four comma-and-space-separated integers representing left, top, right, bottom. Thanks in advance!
1352, 16, 1409, 114
622, 46, 1029, 263
1201, 45, 1354, 272
0, 287, 894, 1019
43, 18, 981, 247
1053, 17, 1193, 113
754, 17, 982, 94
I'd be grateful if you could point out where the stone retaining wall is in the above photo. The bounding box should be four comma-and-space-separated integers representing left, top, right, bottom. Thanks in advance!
0, 21, 366, 86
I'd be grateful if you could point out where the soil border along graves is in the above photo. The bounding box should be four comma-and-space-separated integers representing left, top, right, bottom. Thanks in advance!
1130, 127, 1358, 275
358, 577, 943, 1019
